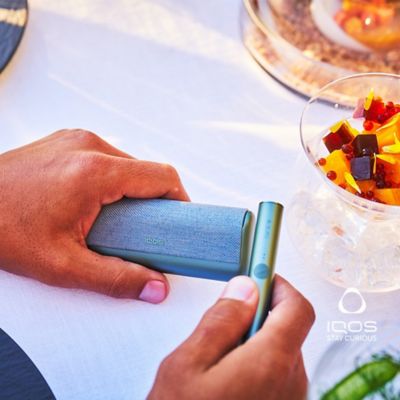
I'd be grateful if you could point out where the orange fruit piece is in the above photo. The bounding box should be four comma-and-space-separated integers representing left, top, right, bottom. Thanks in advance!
374, 189, 400, 205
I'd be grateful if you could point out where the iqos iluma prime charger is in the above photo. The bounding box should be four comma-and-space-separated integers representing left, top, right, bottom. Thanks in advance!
87, 198, 253, 281
87, 198, 283, 338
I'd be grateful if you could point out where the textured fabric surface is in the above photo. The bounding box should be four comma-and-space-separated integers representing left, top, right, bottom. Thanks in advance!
0, 328, 55, 400
87, 199, 248, 263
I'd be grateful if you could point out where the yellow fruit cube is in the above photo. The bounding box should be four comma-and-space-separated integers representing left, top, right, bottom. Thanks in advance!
320, 150, 350, 185
376, 114, 400, 150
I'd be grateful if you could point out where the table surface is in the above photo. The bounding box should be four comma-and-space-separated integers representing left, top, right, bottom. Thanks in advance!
0, 1, 399, 399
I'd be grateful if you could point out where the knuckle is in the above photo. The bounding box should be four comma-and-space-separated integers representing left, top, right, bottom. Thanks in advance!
70, 129, 101, 146
106, 268, 129, 298
40, 252, 74, 287
297, 294, 316, 326
256, 354, 290, 384
55, 252, 75, 277
162, 163, 179, 179
70, 152, 106, 177
150, 353, 195, 399
159, 353, 175, 371
83, 152, 106, 169
50, 129, 69, 138
159, 351, 188, 377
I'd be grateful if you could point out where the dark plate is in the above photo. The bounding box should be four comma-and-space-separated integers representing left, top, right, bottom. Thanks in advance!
0, 0, 28, 73
0, 328, 55, 400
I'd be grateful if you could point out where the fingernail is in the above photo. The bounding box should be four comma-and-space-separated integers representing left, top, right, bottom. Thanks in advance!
221, 276, 256, 302
139, 280, 167, 304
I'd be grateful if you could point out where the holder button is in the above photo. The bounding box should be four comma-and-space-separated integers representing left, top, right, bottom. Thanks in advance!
253, 263, 269, 279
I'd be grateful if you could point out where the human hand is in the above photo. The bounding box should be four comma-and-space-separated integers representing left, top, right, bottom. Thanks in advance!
149, 275, 315, 400
0, 129, 189, 302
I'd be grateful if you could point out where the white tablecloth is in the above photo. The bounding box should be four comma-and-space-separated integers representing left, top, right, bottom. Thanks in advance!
0, 1, 398, 398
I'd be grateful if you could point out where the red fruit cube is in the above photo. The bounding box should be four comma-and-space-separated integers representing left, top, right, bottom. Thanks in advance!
323, 123, 354, 153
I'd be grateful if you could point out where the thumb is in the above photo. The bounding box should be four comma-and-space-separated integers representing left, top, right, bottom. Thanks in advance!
67, 246, 169, 303
173, 276, 258, 369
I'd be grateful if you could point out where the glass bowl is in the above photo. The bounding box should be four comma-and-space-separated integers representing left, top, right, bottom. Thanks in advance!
287, 73, 400, 292
240, 0, 400, 100
308, 321, 400, 399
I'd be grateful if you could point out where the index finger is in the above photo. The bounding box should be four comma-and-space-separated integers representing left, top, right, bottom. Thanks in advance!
99, 157, 190, 203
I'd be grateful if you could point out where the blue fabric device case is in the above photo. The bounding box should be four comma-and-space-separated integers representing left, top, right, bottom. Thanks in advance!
87, 199, 253, 281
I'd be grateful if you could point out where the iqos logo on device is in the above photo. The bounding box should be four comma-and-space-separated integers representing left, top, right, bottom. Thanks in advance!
326, 287, 377, 342
144, 236, 165, 246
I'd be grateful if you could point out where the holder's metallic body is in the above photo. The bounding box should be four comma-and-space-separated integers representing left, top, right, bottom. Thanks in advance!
244, 202, 283, 339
